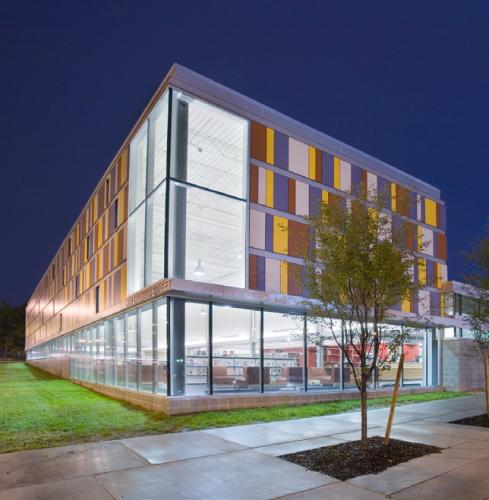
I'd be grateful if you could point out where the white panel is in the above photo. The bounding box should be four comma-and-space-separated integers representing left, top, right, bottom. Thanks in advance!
441, 264, 448, 283
421, 227, 434, 256
417, 194, 422, 221
418, 290, 430, 317
249, 209, 265, 250
265, 258, 281, 293
288, 138, 309, 177
258, 167, 266, 205
295, 181, 309, 217
339, 160, 351, 192
367, 172, 377, 195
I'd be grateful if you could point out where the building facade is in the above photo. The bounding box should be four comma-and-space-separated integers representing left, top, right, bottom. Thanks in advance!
26, 65, 449, 413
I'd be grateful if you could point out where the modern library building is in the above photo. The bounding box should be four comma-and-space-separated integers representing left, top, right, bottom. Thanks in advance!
26, 64, 454, 414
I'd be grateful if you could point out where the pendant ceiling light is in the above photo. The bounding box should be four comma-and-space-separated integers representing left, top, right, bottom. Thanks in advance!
193, 259, 206, 277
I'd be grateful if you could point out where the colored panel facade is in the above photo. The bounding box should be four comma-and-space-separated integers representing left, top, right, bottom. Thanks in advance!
26, 66, 448, 404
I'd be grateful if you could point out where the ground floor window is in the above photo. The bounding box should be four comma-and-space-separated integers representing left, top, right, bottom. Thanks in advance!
26, 296, 438, 397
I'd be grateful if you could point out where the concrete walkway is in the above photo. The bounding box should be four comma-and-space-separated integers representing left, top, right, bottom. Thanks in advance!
0, 395, 487, 499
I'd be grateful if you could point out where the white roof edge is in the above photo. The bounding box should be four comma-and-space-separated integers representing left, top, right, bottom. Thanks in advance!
169, 63, 441, 200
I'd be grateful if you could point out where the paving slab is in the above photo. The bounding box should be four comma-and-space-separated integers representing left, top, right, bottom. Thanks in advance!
0, 475, 114, 500
97, 449, 336, 500
422, 408, 485, 422
326, 426, 385, 442
392, 460, 489, 500
349, 456, 469, 496
276, 481, 386, 499
0, 441, 147, 491
385, 426, 471, 448
204, 418, 359, 447
255, 436, 345, 456
121, 430, 246, 464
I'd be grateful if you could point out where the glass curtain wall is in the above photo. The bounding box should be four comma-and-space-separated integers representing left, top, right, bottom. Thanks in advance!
169, 91, 247, 289
127, 91, 169, 296
212, 305, 261, 393
27, 298, 435, 397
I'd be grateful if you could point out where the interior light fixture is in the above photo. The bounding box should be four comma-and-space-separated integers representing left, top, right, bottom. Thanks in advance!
193, 259, 206, 277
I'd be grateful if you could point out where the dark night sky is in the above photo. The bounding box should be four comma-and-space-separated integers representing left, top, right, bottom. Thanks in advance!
1, 1, 489, 305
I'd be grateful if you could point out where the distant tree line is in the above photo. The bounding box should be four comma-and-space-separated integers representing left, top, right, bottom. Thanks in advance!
0, 301, 25, 359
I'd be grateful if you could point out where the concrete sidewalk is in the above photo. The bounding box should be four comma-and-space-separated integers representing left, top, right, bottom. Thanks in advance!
0, 394, 487, 499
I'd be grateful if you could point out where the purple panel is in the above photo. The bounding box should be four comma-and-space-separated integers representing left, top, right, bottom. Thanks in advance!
257, 256, 265, 291
309, 186, 322, 217
377, 176, 390, 208
426, 259, 435, 287
392, 214, 402, 233
391, 301, 401, 311
274, 173, 288, 212
411, 290, 419, 314
351, 164, 362, 196
433, 232, 438, 257
430, 291, 441, 316
439, 204, 447, 230
409, 192, 417, 220
420, 195, 425, 222
274, 131, 289, 170
265, 213, 273, 252
322, 151, 334, 187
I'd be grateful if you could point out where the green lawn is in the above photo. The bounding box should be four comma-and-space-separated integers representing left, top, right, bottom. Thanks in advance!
0, 362, 475, 454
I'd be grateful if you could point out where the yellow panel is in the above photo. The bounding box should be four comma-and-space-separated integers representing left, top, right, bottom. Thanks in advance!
436, 262, 442, 288
97, 220, 103, 249
334, 157, 340, 189
391, 183, 397, 212
114, 232, 119, 265
322, 190, 329, 204
401, 295, 411, 313
308, 146, 316, 179
273, 216, 288, 254
280, 261, 288, 294
266, 127, 274, 165
97, 252, 103, 280
265, 169, 274, 208
417, 225, 423, 252
425, 198, 437, 227
118, 193, 124, 224
92, 197, 98, 224
121, 264, 127, 299
101, 280, 106, 309
120, 149, 128, 186
418, 258, 426, 286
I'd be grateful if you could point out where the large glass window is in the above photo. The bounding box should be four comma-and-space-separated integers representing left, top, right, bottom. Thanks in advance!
147, 92, 169, 192
140, 304, 154, 393
155, 299, 167, 395
263, 312, 304, 392
127, 203, 146, 295
128, 122, 148, 213
403, 329, 425, 386
184, 302, 209, 395
145, 182, 166, 285
306, 319, 342, 391
169, 183, 245, 287
212, 305, 261, 393
171, 92, 247, 199
115, 315, 126, 387
127, 311, 138, 390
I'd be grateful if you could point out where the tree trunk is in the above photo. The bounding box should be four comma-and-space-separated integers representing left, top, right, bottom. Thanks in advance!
360, 381, 368, 450
484, 352, 489, 418
384, 353, 404, 446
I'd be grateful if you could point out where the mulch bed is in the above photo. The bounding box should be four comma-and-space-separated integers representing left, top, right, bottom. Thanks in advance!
450, 414, 489, 428
280, 437, 441, 481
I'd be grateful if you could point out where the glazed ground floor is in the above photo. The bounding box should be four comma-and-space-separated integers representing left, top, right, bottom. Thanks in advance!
26, 295, 442, 412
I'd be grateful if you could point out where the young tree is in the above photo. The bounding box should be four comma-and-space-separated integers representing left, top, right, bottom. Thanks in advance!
464, 225, 489, 418
302, 191, 420, 449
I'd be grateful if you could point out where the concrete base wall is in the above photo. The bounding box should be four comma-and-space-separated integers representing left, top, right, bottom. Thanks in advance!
442, 338, 485, 391
27, 359, 442, 415
28, 358, 70, 379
